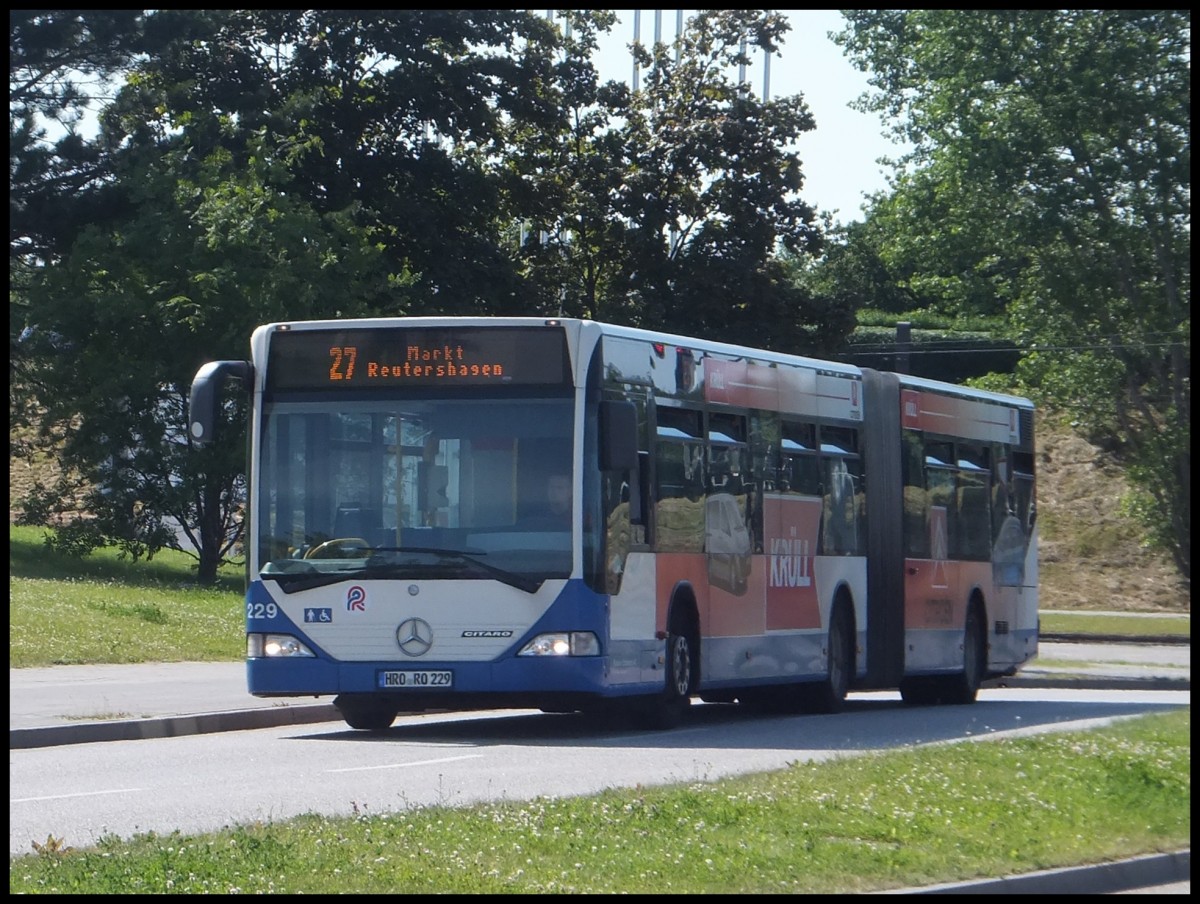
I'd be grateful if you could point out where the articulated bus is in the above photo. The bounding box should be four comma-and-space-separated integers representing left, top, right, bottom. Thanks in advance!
190, 317, 1038, 730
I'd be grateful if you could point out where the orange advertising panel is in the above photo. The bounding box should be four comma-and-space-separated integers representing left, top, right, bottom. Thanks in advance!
762, 493, 823, 630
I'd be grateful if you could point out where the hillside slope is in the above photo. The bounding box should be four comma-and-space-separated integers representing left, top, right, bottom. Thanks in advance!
1034, 410, 1188, 613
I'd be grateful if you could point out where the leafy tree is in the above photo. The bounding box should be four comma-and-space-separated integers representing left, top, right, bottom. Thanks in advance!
10, 11, 149, 453
796, 218, 918, 318
126, 9, 565, 314
14, 10, 570, 582
17, 133, 396, 582
9, 10, 148, 263
513, 10, 842, 353
836, 10, 1190, 577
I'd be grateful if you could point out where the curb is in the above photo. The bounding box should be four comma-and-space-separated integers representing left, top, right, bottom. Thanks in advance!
1041, 632, 1190, 645
9, 703, 341, 750
985, 674, 1190, 692
890, 849, 1190, 895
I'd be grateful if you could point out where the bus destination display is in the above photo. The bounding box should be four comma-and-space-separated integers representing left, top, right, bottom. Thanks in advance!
267, 326, 570, 391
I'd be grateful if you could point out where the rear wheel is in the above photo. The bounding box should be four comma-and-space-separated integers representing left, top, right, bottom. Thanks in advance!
899, 602, 986, 706
335, 695, 398, 731
802, 602, 854, 714
942, 602, 986, 705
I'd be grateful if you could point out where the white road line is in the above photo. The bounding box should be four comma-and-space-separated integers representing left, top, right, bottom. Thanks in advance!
325, 754, 484, 773
12, 788, 144, 803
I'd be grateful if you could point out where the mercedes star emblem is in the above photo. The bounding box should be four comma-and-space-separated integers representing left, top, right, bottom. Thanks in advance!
396, 617, 433, 657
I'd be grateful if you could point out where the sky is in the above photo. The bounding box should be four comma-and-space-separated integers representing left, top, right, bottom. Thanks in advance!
586, 9, 899, 224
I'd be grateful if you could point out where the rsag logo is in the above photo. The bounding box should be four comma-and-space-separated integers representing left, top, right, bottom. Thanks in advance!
346, 585, 367, 612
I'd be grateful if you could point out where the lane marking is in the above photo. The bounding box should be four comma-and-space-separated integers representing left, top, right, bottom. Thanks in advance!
12, 788, 144, 803
325, 754, 484, 773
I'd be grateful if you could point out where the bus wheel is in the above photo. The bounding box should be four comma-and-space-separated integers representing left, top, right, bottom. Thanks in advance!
633, 626, 694, 729
943, 602, 986, 705
802, 602, 854, 714
335, 695, 397, 731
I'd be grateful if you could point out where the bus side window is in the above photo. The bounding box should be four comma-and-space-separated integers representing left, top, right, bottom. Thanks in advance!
819, 426, 862, 556
902, 432, 929, 557
822, 456, 863, 556
654, 441, 706, 552
654, 404, 706, 553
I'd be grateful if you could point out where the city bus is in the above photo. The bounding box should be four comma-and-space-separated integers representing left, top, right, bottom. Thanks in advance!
189, 317, 1038, 730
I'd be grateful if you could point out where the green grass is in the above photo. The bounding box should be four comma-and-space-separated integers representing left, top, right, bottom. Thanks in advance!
9, 709, 1189, 893
8, 525, 245, 667
1039, 611, 1190, 638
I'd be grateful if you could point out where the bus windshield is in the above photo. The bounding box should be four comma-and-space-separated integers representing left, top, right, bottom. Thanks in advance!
256, 396, 574, 590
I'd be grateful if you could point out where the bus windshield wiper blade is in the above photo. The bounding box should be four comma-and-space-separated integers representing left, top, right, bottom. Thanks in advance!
369, 547, 542, 594
264, 569, 369, 593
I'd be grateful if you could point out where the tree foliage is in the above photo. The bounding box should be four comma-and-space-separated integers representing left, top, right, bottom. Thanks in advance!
516, 10, 839, 352
10, 11, 149, 453
13, 10, 842, 582
836, 9, 1190, 577
13, 10, 564, 581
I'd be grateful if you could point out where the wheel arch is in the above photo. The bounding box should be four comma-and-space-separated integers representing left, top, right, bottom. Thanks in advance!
830, 581, 858, 678
665, 580, 701, 687
966, 587, 989, 671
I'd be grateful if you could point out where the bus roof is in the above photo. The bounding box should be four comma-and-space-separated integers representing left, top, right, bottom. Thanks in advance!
253, 316, 1027, 404
895, 372, 1034, 409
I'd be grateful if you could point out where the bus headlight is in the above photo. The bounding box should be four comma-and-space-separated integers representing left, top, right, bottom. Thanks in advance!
518, 632, 600, 657
247, 633, 315, 658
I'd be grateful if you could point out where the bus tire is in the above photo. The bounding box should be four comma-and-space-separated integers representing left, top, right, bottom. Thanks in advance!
633, 621, 695, 730
942, 600, 986, 705
802, 600, 854, 714
900, 601, 986, 706
335, 695, 398, 731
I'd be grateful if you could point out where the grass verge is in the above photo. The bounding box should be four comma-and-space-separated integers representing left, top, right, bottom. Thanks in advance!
1039, 611, 1190, 638
8, 525, 244, 668
9, 708, 1189, 894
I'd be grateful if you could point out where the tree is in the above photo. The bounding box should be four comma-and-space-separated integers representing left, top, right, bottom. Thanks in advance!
14, 10, 570, 582
9, 10, 148, 263
511, 10, 842, 353
836, 10, 1190, 577
10, 11, 150, 453
126, 9, 566, 314
17, 134, 396, 582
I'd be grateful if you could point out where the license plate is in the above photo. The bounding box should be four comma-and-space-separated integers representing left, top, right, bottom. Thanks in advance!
378, 670, 453, 689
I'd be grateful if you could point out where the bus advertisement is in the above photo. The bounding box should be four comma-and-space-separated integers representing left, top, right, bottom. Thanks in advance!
190, 317, 1037, 730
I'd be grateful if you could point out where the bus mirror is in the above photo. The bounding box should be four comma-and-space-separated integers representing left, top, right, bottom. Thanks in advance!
189, 360, 252, 446
600, 400, 638, 472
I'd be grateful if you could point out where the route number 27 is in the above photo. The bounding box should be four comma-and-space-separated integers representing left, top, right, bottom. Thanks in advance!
329, 346, 358, 381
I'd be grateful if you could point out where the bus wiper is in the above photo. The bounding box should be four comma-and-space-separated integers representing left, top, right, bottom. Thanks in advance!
263, 548, 543, 594
264, 568, 370, 594
368, 547, 542, 594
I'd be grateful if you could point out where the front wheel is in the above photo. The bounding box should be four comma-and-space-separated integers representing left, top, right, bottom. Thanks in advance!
334, 695, 397, 731
632, 628, 694, 730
